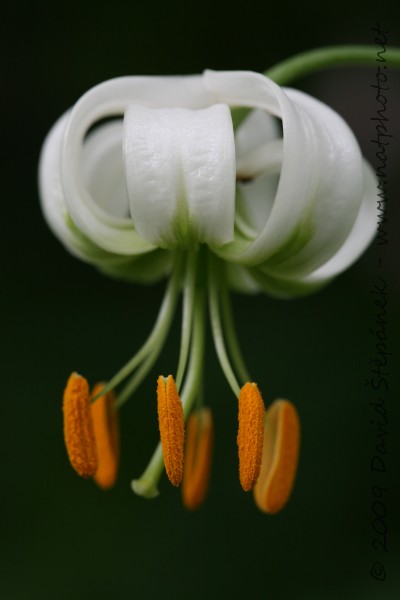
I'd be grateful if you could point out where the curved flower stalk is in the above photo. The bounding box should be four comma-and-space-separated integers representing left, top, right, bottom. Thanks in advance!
39, 52, 381, 512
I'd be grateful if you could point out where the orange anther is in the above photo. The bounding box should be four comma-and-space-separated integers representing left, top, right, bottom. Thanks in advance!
63, 372, 98, 478
182, 407, 214, 510
157, 375, 185, 487
253, 399, 300, 514
237, 382, 265, 491
91, 384, 120, 489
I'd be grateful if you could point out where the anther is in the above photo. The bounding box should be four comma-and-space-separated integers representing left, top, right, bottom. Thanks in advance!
182, 407, 214, 510
237, 382, 265, 491
63, 372, 98, 478
91, 383, 120, 489
157, 375, 185, 487
253, 399, 300, 514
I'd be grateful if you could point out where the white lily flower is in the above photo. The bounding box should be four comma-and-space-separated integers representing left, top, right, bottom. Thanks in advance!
39, 70, 376, 293
39, 70, 377, 510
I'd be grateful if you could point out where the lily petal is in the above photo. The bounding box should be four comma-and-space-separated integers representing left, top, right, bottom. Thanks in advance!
204, 70, 367, 277
233, 161, 377, 298
123, 103, 236, 248
301, 160, 377, 284
59, 76, 218, 254
38, 112, 171, 282
39, 111, 81, 257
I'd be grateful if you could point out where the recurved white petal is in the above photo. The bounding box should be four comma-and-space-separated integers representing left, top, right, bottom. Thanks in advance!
39, 111, 91, 260
38, 111, 171, 282
301, 160, 377, 283
60, 76, 218, 254
204, 70, 366, 277
123, 104, 236, 248
236, 162, 378, 298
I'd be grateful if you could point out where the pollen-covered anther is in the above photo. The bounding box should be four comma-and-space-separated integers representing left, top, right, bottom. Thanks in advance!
63, 372, 98, 478
91, 383, 120, 489
237, 382, 265, 491
182, 407, 214, 510
157, 375, 185, 487
254, 399, 300, 514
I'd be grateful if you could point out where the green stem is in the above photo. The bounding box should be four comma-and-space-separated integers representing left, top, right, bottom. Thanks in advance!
265, 45, 400, 86
208, 254, 240, 397
180, 289, 206, 418
93, 252, 183, 402
220, 285, 251, 385
175, 252, 198, 390
115, 347, 160, 409
131, 445, 164, 499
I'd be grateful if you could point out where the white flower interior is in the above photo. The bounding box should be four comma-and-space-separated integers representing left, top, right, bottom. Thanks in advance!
82, 120, 129, 219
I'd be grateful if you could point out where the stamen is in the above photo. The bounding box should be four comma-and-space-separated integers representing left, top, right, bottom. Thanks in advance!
157, 375, 185, 487
132, 292, 205, 499
182, 407, 214, 510
253, 399, 300, 514
237, 382, 265, 491
91, 383, 120, 489
63, 372, 98, 478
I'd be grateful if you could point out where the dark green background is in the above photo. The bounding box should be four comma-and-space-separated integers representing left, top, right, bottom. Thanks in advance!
2, 1, 400, 598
